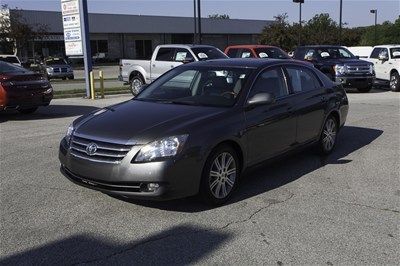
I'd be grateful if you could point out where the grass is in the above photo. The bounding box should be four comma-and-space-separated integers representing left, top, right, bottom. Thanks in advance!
53, 87, 131, 99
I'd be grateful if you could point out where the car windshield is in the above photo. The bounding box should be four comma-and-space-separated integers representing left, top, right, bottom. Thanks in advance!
46, 58, 67, 65
390, 48, 400, 59
0, 57, 19, 64
254, 48, 290, 59
0, 61, 27, 74
313, 47, 355, 59
191, 47, 228, 60
136, 67, 253, 107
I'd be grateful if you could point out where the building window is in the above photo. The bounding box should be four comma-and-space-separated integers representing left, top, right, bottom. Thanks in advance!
135, 40, 152, 59
90, 40, 108, 56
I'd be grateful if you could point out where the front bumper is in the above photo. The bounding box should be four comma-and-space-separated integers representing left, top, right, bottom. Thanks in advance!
335, 75, 375, 88
47, 72, 74, 79
1, 93, 52, 110
58, 138, 203, 200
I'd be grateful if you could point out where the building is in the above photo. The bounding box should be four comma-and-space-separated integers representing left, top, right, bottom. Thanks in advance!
7, 9, 271, 61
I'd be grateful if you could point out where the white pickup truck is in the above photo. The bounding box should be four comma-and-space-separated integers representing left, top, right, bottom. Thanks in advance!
365, 45, 400, 91
119, 44, 228, 95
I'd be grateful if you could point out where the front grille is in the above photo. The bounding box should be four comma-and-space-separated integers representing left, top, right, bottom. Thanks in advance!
70, 135, 134, 164
347, 65, 370, 74
61, 67, 68, 72
53, 68, 60, 73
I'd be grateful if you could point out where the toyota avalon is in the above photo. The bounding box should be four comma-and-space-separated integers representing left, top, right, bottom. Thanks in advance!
59, 59, 349, 205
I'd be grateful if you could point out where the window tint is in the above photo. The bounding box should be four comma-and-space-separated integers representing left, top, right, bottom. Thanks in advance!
255, 48, 290, 59
286, 66, 321, 93
390, 48, 400, 59
227, 48, 239, 58
250, 68, 288, 98
174, 48, 193, 62
370, 48, 383, 59
155, 48, 175, 61
0, 56, 19, 64
240, 49, 254, 58
0, 61, 26, 73
191, 47, 228, 60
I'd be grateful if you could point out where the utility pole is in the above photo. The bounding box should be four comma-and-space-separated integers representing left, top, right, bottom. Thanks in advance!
193, 0, 197, 44
197, 0, 202, 44
370, 9, 378, 45
79, 0, 92, 98
339, 0, 343, 44
293, 0, 304, 46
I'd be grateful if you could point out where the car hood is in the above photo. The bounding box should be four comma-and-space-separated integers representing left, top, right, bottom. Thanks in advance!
47, 64, 69, 68
74, 100, 226, 144
322, 58, 373, 65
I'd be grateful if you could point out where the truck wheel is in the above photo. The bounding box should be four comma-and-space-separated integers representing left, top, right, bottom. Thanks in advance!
130, 75, 144, 96
390, 72, 400, 92
18, 107, 38, 114
357, 85, 372, 93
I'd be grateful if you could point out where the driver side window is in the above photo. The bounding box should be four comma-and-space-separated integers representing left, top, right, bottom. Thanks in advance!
250, 68, 288, 99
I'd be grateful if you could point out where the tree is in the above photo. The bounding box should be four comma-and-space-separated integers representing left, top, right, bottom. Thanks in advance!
359, 18, 400, 45
259, 13, 297, 51
208, 14, 230, 19
0, 4, 48, 55
302, 13, 340, 45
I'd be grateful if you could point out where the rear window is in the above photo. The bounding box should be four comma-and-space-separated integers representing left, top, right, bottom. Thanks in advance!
254, 48, 290, 59
390, 48, 400, 59
191, 47, 228, 60
156, 48, 175, 61
0, 61, 26, 73
0, 56, 20, 64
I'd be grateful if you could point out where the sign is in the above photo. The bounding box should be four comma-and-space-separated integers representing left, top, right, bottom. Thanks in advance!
65, 42, 83, 56
61, 0, 83, 56
61, 0, 79, 16
62, 14, 80, 29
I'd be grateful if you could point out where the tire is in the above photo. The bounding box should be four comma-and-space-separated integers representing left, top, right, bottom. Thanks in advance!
62, 77, 67, 80
318, 116, 338, 155
390, 71, 400, 92
357, 85, 372, 93
130, 74, 144, 96
199, 145, 240, 206
68, 75, 75, 80
18, 107, 38, 114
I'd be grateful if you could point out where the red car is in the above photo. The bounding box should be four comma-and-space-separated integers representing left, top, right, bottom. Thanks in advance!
224, 45, 291, 59
0, 61, 53, 114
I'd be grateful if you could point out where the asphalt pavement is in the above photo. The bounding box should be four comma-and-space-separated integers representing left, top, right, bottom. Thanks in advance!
0, 90, 399, 265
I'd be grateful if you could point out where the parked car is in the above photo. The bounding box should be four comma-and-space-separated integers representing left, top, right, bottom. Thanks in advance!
59, 59, 349, 205
119, 44, 228, 96
364, 45, 400, 91
346, 46, 373, 59
224, 45, 291, 59
0, 61, 53, 114
0, 54, 22, 66
293, 45, 375, 92
42, 57, 74, 80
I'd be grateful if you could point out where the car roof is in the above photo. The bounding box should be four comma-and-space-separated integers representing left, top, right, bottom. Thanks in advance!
226, 45, 278, 49
0, 54, 18, 58
157, 44, 218, 49
373, 45, 400, 48
297, 45, 346, 49
187, 58, 308, 69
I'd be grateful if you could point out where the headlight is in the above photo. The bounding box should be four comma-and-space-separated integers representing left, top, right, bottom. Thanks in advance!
65, 124, 74, 145
369, 64, 375, 74
46, 67, 53, 73
134, 135, 188, 162
334, 65, 348, 75
44, 87, 53, 94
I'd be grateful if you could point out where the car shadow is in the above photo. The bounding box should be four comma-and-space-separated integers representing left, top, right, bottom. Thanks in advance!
0, 104, 98, 123
122, 126, 383, 212
0, 225, 231, 265
345, 86, 389, 93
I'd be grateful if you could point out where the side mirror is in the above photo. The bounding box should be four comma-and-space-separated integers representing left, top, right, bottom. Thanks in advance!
378, 54, 388, 61
354, 55, 360, 59
246, 93, 275, 108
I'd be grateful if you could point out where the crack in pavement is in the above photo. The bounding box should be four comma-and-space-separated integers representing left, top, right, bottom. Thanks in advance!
335, 200, 399, 214
73, 192, 295, 265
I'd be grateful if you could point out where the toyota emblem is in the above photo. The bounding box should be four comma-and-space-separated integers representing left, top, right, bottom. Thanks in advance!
86, 143, 98, 156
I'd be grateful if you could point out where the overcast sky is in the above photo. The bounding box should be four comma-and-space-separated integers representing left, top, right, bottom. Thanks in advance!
3, 0, 400, 27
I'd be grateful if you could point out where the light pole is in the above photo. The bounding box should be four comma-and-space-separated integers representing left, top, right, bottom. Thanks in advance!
197, 0, 202, 44
293, 0, 304, 46
370, 9, 378, 45
339, 0, 343, 44
193, 0, 197, 44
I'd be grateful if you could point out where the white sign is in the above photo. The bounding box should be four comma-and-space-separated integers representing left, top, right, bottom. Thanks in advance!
61, 0, 79, 16
63, 14, 80, 29
65, 41, 83, 56
64, 28, 82, 42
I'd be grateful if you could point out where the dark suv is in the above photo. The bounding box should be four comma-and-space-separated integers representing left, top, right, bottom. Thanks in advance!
293, 46, 375, 92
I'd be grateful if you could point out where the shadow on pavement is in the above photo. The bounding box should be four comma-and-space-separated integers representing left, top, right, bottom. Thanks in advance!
0, 225, 231, 265
127, 126, 383, 212
0, 104, 98, 123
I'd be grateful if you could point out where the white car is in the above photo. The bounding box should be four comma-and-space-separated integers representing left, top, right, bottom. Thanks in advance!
365, 45, 400, 91
346, 46, 373, 59
0, 54, 22, 66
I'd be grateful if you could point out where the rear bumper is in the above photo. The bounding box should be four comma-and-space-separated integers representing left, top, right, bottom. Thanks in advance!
335, 76, 374, 88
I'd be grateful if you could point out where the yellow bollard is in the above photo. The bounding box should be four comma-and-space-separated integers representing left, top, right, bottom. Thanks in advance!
99, 70, 105, 99
90, 71, 95, 100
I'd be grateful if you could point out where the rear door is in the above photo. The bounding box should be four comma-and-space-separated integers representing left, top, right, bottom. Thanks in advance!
151, 47, 177, 81
244, 67, 297, 164
284, 65, 327, 144
369, 47, 387, 80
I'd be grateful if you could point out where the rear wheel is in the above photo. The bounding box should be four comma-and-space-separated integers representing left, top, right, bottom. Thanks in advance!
200, 145, 239, 205
18, 107, 38, 114
130, 75, 144, 96
318, 116, 338, 155
390, 71, 400, 92
357, 85, 372, 93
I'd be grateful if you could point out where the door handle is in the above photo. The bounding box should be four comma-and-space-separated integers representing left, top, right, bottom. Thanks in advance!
171, 65, 175, 68
152, 64, 156, 68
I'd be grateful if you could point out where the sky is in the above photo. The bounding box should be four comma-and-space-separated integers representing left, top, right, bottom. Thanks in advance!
3, 0, 400, 27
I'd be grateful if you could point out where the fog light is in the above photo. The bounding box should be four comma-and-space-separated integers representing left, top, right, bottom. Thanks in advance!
147, 183, 160, 191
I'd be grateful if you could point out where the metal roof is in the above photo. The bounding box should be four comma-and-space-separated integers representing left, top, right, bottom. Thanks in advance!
12, 10, 271, 35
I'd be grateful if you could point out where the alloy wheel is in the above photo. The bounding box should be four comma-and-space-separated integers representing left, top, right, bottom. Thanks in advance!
322, 118, 337, 152
209, 152, 237, 199
390, 75, 398, 90
131, 78, 143, 95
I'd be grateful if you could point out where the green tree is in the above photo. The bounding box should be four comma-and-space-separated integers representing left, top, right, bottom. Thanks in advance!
302, 13, 340, 45
208, 14, 230, 19
259, 13, 297, 51
359, 18, 400, 45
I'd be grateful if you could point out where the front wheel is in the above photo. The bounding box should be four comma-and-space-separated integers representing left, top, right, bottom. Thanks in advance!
130, 75, 144, 96
318, 116, 338, 155
18, 107, 38, 114
200, 145, 240, 205
390, 72, 400, 92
